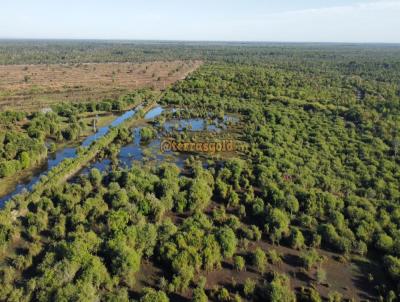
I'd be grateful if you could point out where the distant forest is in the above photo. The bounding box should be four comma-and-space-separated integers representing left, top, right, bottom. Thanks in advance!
0, 40, 400, 80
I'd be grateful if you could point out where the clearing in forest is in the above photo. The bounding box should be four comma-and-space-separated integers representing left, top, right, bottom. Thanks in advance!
0, 60, 202, 111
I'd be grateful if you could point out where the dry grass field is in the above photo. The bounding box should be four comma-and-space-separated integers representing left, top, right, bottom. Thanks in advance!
0, 60, 201, 111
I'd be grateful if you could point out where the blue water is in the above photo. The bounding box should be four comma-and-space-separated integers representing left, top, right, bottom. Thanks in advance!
163, 118, 220, 132
0, 106, 142, 206
162, 115, 238, 133
0, 106, 238, 206
72, 106, 166, 176
145, 106, 164, 119
82, 113, 238, 174
0, 147, 78, 206
82, 108, 141, 147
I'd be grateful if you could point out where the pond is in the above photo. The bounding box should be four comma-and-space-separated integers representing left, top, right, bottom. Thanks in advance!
80, 111, 239, 175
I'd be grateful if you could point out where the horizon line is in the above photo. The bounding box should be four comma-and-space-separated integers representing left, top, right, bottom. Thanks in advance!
0, 37, 400, 46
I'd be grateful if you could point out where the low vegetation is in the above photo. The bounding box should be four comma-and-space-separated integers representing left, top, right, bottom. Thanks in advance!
0, 61, 201, 111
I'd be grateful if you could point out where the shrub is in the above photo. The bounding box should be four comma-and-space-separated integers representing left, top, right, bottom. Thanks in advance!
216, 227, 237, 258
140, 127, 157, 142
300, 249, 322, 270
140, 288, 169, 302
193, 286, 208, 302
267, 249, 282, 265
289, 227, 305, 250
265, 274, 295, 302
328, 291, 342, 302
252, 247, 267, 273
233, 256, 245, 271
243, 278, 256, 298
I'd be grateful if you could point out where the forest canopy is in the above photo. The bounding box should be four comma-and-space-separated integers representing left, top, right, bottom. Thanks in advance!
0, 42, 399, 301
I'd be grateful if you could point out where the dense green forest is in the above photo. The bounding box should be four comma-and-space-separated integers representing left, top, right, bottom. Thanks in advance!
0, 42, 399, 301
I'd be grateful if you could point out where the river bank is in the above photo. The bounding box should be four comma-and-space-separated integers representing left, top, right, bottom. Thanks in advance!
0, 99, 158, 207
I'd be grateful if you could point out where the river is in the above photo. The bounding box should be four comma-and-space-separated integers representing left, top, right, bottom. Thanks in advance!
0, 105, 150, 206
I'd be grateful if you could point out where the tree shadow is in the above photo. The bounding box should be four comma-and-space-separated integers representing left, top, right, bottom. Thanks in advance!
293, 270, 312, 283
129, 290, 142, 301
168, 292, 191, 302
283, 254, 302, 268
15, 247, 29, 256
351, 257, 385, 301
221, 260, 234, 271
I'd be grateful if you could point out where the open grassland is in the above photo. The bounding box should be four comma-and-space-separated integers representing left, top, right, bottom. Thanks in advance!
0, 60, 201, 111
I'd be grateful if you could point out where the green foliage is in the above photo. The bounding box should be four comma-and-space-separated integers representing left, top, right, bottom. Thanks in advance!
158, 214, 225, 290
300, 249, 323, 270
216, 227, 237, 258
19, 151, 31, 169
243, 278, 256, 298
299, 287, 322, 302
107, 210, 130, 233
289, 227, 305, 250
187, 173, 213, 211
265, 274, 296, 302
376, 233, 394, 253
215, 287, 231, 302
193, 286, 208, 302
266, 249, 282, 265
89, 168, 103, 187
140, 288, 169, 302
140, 126, 157, 142
233, 256, 245, 271
328, 291, 343, 302
252, 247, 267, 273
384, 255, 400, 280
318, 224, 351, 254
0, 160, 21, 178
103, 288, 129, 302
265, 207, 290, 244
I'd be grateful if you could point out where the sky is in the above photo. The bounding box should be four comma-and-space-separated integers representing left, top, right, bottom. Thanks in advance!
0, 0, 399, 43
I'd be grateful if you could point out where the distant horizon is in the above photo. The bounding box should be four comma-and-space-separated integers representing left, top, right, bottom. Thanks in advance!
1, 38, 400, 46
1, 1, 399, 43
